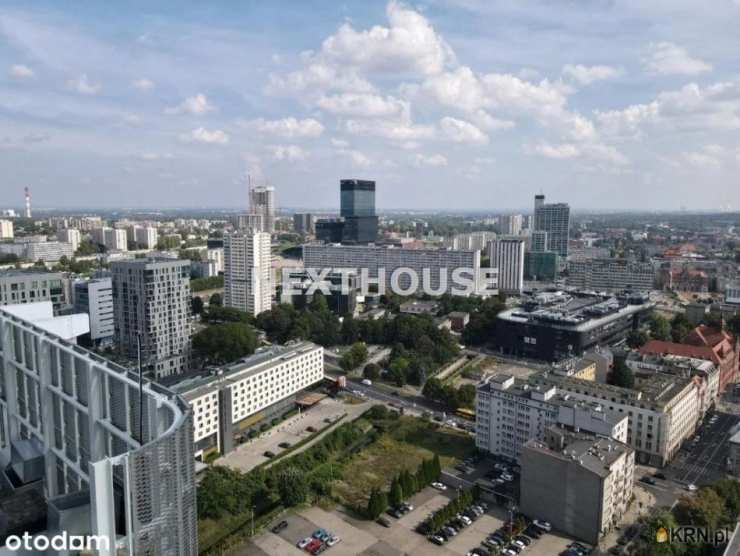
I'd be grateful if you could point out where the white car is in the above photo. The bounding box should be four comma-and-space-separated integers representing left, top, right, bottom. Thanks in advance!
297, 537, 312, 549
327, 536, 341, 547
533, 519, 552, 532
501, 473, 514, 481
686, 483, 698, 492
431, 482, 447, 491
512, 539, 526, 549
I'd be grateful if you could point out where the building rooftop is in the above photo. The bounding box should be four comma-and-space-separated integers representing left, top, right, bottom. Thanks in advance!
163, 341, 321, 399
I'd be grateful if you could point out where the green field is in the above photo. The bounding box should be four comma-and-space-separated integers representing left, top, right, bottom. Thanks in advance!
332, 416, 474, 509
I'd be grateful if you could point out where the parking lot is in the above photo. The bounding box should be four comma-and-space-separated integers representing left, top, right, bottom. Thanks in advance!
241, 482, 580, 556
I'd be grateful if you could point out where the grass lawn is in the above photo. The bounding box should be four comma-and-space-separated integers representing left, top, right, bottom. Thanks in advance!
332, 416, 474, 509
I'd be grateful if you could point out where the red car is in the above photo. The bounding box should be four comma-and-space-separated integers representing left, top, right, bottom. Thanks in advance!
304, 539, 322, 553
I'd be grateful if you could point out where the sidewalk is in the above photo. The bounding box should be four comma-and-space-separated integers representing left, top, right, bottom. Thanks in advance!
597, 485, 655, 553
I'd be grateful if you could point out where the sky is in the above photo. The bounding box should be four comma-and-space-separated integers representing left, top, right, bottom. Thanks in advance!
1, 0, 740, 212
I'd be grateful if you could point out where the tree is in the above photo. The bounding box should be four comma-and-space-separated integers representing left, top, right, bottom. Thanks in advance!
340, 342, 369, 371
191, 296, 204, 315
203, 305, 253, 324
627, 329, 650, 348
609, 360, 635, 389
366, 488, 387, 519
649, 314, 671, 341
209, 292, 222, 307
727, 314, 740, 338
389, 477, 403, 508
363, 362, 381, 381
192, 323, 257, 364
388, 357, 409, 386
671, 313, 693, 343
457, 384, 476, 408
277, 467, 308, 507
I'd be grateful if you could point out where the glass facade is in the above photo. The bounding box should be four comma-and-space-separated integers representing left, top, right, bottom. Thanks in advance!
340, 180, 375, 217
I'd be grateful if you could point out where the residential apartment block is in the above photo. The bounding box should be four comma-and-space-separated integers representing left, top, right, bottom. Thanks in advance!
224, 231, 273, 316
567, 258, 655, 292
0, 270, 66, 311
487, 238, 525, 294
74, 276, 114, 346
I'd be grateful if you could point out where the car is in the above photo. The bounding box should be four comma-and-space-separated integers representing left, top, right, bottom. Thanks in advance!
515, 535, 532, 546
640, 476, 657, 485
654, 472, 667, 480
507, 544, 522, 554
304, 539, 322, 552
264, 450, 276, 458
501, 473, 514, 481
387, 508, 403, 518
512, 539, 526, 549
570, 542, 590, 554
377, 516, 391, 527
278, 442, 291, 449
459, 515, 473, 526
297, 538, 312, 549
482, 539, 498, 549
361, 378, 372, 386
443, 526, 458, 537
312, 529, 330, 541
533, 519, 552, 532
327, 536, 341, 547
472, 549, 488, 556
431, 482, 447, 491
430, 535, 445, 545
504, 551, 517, 556
686, 483, 698, 492
312, 544, 327, 555
525, 527, 541, 539
307, 426, 317, 433
271, 520, 288, 534
401, 501, 415, 512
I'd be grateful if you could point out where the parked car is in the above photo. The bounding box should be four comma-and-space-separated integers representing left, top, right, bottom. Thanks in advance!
501, 473, 514, 481
312, 543, 327, 555
327, 536, 341, 547
271, 520, 288, 534
264, 450, 276, 458
297, 537, 312, 549
304, 539, 322, 552
312, 529, 330, 541
278, 442, 291, 449
640, 476, 657, 485
431, 482, 447, 491
361, 379, 372, 386
430, 535, 445, 545
515, 535, 532, 546
686, 483, 698, 492
401, 501, 415, 512
533, 519, 552, 531
654, 472, 667, 480
377, 516, 391, 528
507, 544, 522, 554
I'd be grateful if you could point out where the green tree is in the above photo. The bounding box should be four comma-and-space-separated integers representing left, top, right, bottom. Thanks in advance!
366, 488, 387, 519
627, 329, 650, 348
609, 360, 635, 389
277, 467, 308, 507
209, 292, 222, 306
389, 477, 403, 508
192, 323, 257, 364
649, 314, 672, 341
191, 296, 204, 315
191, 275, 224, 291
340, 342, 369, 371
388, 357, 409, 386
674, 489, 725, 530
363, 362, 381, 381
671, 313, 693, 343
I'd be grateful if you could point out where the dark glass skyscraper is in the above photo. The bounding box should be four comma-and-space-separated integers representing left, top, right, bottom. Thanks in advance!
339, 179, 378, 244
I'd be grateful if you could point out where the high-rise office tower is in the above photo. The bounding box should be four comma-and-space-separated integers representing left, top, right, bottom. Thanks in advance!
249, 185, 276, 234
293, 212, 314, 234
224, 231, 273, 316
111, 258, 191, 377
533, 194, 570, 257
488, 238, 525, 294
530, 230, 549, 253
340, 179, 378, 244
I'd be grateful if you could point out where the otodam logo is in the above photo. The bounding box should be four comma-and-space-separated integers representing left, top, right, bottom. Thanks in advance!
655, 525, 732, 545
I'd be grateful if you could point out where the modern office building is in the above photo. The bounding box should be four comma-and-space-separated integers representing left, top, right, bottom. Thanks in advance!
0, 302, 197, 555
495, 291, 654, 361
279, 269, 358, 315
74, 277, 115, 346
293, 213, 314, 235
315, 219, 345, 243
57, 228, 81, 252
567, 258, 655, 292
533, 194, 570, 257
524, 251, 559, 281
249, 185, 276, 233
520, 429, 634, 545
499, 214, 523, 236
0, 270, 66, 311
134, 226, 159, 250
531, 370, 700, 466
0, 219, 13, 239
166, 341, 324, 460
487, 238, 525, 294
303, 243, 493, 296
339, 179, 378, 244
224, 232, 273, 316
475, 374, 628, 461
530, 230, 548, 253
111, 258, 191, 378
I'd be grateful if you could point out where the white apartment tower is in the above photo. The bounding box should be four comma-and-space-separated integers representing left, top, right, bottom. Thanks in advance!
111, 258, 191, 377
534, 194, 570, 257
0, 220, 13, 240
500, 214, 523, 236
57, 228, 81, 252
134, 226, 159, 249
249, 185, 276, 234
224, 232, 273, 316
488, 238, 525, 294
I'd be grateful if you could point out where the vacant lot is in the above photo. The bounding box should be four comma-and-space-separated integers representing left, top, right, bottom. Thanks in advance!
332, 417, 474, 509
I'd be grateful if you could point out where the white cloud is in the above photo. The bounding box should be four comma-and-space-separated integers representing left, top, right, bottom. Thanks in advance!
10, 64, 34, 78
269, 144, 308, 161
344, 118, 435, 142
165, 94, 215, 115
413, 153, 448, 167
317, 93, 408, 118
336, 149, 372, 168
440, 116, 489, 144
535, 143, 580, 160
244, 117, 324, 138
179, 127, 229, 145
267, 62, 375, 96
682, 145, 729, 169
331, 138, 350, 148
138, 152, 174, 161
642, 42, 712, 76
132, 78, 155, 91
66, 74, 101, 95
562, 64, 623, 85
320, 0, 455, 76
534, 142, 628, 166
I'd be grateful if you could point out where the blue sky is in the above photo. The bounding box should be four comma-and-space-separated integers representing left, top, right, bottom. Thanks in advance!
1, 0, 739, 211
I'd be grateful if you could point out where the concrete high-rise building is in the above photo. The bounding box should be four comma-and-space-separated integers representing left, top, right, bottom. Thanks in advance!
0, 270, 66, 311
105, 228, 128, 251
534, 194, 570, 257
446, 232, 497, 252
207, 247, 224, 274
57, 228, 81, 252
0, 302, 197, 555
500, 214, 523, 236
111, 258, 191, 377
0, 219, 13, 239
567, 258, 655, 292
74, 276, 114, 346
487, 238, 525, 294
249, 185, 276, 233
224, 232, 273, 316
530, 230, 548, 253
134, 226, 159, 249
340, 179, 378, 244
293, 212, 314, 234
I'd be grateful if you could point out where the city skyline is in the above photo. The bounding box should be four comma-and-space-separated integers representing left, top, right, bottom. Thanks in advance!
2, 1, 740, 211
